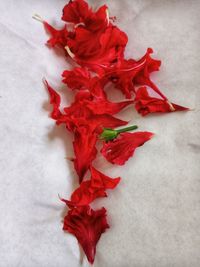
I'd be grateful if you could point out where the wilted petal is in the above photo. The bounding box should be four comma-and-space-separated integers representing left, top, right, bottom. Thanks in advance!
43, 21, 69, 48
85, 98, 133, 115
101, 132, 154, 165
63, 206, 109, 264
62, 0, 92, 24
45, 80, 62, 120
62, 67, 91, 90
135, 87, 189, 116
62, 166, 120, 207
90, 166, 120, 189
104, 48, 162, 99
73, 127, 98, 183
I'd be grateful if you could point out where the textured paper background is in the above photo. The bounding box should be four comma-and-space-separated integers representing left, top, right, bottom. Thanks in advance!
0, 0, 200, 266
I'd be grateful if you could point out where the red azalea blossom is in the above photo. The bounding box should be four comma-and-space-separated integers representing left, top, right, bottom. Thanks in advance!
101, 132, 154, 165
63, 205, 109, 264
59, 89, 129, 130
102, 48, 162, 99
135, 87, 189, 116
62, 166, 120, 207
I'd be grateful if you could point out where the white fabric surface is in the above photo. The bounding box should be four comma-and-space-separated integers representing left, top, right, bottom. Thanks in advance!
0, 0, 200, 266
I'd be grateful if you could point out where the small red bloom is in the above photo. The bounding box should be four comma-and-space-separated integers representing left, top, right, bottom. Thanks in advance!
135, 87, 189, 116
46, 81, 128, 132
62, 166, 120, 207
101, 132, 154, 165
58, 89, 129, 131
63, 205, 109, 264
67, 25, 127, 71
85, 99, 133, 115
104, 48, 162, 99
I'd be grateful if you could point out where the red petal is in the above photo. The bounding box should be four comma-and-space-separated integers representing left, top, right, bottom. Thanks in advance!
60, 89, 129, 131
90, 166, 120, 189
73, 127, 98, 183
62, 0, 92, 24
62, 166, 120, 207
90, 114, 128, 130
135, 87, 189, 116
61, 181, 107, 207
62, 67, 91, 90
63, 206, 109, 264
67, 25, 127, 71
86, 99, 133, 115
101, 132, 154, 165
62, 0, 109, 32
103, 48, 162, 99
45, 81, 62, 120
43, 21, 68, 48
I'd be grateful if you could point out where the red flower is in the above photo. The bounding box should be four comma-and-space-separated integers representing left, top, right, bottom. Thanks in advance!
101, 132, 154, 165
62, 166, 120, 207
62, 0, 92, 24
104, 48, 162, 99
58, 89, 129, 131
135, 87, 189, 116
45, 84, 118, 181
63, 205, 109, 264
62, 0, 109, 31
85, 98, 133, 115
67, 25, 127, 71
46, 82, 128, 132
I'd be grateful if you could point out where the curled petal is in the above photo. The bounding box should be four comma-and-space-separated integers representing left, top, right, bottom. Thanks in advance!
104, 48, 162, 99
43, 22, 69, 48
62, 166, 120, 207
62, 0, 109, 31
86, 99, 133, 115
90, 114, 128, 131
73, 127, 98, 183
90, 166, 120, 189
63, 206, 109, 264
135, 87, 189, 116
62, 67, 91, 90
101, 132, 154, 165
62, 0, 92, 24
67, 25, 127, 71
45, 80, 62, 120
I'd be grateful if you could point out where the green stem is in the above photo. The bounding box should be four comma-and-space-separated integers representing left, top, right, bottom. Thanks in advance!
116, 125, 138, 134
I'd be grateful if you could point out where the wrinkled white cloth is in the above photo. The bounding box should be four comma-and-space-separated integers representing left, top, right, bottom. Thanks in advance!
0, 0, 200, 266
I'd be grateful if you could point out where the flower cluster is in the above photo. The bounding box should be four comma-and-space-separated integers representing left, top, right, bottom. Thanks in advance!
35, 0, 188, 264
